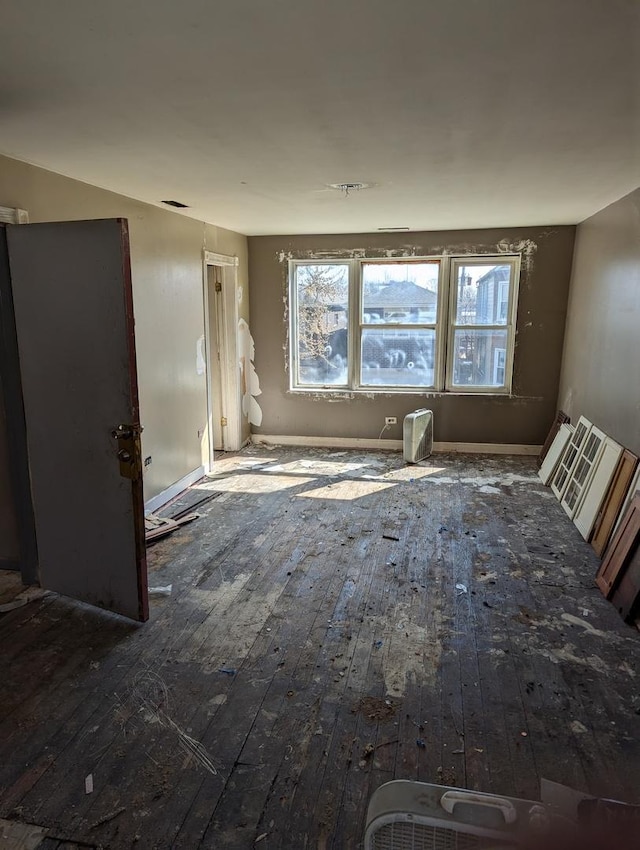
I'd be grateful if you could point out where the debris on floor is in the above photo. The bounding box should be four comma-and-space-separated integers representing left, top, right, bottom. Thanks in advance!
351, 696, 397, 722
89, 805, 127, 830
158, 490, 221, 520
145, 512, 200, 543
361, 742, 375, 759
148, 584, 173, 597
0, 586, 48, 614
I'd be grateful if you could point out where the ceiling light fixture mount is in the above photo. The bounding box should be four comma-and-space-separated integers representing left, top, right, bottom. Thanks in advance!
328, 182, 371, 197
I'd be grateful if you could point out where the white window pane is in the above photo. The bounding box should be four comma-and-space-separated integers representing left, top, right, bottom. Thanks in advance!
455, 264, 512, 326
452, 328, 508, 387
362, 262, 439, 324
361, 328, 435, 387
295, 264, 349, 386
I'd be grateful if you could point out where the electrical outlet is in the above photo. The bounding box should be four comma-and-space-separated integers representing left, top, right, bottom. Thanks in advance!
385, 416, 397, 426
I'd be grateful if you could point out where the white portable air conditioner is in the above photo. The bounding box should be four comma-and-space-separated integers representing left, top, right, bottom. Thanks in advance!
403, 409, 433, 463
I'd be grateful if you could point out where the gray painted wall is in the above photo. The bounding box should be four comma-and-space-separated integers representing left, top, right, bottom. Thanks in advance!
249, 226, 576, 446
0, 371, 20, 562
558, 188, 640, 456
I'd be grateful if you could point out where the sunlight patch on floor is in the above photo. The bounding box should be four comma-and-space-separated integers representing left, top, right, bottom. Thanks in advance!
298, 479, 396, 500
383, 465, 447, 481
203, 473, 315, 494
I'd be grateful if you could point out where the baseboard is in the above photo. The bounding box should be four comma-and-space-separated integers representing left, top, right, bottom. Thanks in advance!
253, 434, 404, 450
433, 442, 542, 456
0, 558, 21, 572
144, 465, 206, 514
251, 435, 542, 456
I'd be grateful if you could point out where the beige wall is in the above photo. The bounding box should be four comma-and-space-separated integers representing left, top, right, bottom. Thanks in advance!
248, 226, 576, 446
558, 188, 640, 455
0, 154, 249, 500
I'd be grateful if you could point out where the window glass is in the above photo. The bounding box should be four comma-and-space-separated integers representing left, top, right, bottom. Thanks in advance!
295, 264, 349, 386
455, 264, 512, 325
361, 328, 435, 387
452, 328, 508, 387
362, 262, 439, 325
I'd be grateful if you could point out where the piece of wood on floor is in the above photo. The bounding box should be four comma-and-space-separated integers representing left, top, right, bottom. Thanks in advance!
610, 542, 640, 623
596, 492, 640, 599
145, 513, 200, 543
0, 570, 28, 607
591, 449, 639, 557
0, 583, 48, 614
158, 489, 221, 521
538, 409, 570, 468
0, 817, 48, 850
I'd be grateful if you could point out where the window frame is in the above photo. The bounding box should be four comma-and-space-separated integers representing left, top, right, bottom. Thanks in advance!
445, 256, 520, 394
289, 254, 520, 395
357, 258, 445, 391
290, 260, 352, 390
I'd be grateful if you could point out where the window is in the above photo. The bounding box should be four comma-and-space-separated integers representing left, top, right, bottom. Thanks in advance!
360, 261, 440, 388
290, 255, 520, 393
447, 259, 519, 391
293, 263, 349, 387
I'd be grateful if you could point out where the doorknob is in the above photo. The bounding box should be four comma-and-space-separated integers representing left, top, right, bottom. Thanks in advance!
112, 423, 143, 479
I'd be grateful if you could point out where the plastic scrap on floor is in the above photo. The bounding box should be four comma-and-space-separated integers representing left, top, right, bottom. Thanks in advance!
455, 583, 468, 595
85, 773, 94, 794
416, 739, 426, 749
218, 667, 236, 675
149, 585, 173, 597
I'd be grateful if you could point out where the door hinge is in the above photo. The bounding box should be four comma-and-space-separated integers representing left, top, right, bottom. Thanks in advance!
221, 417, 228, 427
215, 281, 222, 292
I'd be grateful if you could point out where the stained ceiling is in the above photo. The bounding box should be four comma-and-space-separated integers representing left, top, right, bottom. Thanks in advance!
0, 0, 638, 235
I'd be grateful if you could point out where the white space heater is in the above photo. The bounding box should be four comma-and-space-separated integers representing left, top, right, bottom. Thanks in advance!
403, 409, 433, 463
365, 781, 552, 850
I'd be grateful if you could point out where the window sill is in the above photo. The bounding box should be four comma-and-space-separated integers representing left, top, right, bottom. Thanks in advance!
287, 387, 516, 399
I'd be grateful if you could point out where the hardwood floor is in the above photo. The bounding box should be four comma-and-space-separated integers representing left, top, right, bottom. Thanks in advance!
1, 447, 639, 849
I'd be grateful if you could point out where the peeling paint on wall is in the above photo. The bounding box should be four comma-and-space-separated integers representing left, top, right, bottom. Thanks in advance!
277, 238, 538, 267
238, 319, 263, 427
196, 335, 206, 375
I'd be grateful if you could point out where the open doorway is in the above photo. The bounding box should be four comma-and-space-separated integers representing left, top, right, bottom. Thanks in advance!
203, 251, 242, 465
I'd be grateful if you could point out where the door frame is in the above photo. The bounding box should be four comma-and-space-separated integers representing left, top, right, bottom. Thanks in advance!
0, 225, 38, 583
203, 251, 242, 465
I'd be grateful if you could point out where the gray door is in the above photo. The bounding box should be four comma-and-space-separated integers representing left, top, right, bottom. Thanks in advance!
6, 219, 148, 621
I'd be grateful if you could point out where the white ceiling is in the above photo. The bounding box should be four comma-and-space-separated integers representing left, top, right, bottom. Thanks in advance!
1, 0, 638, 236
